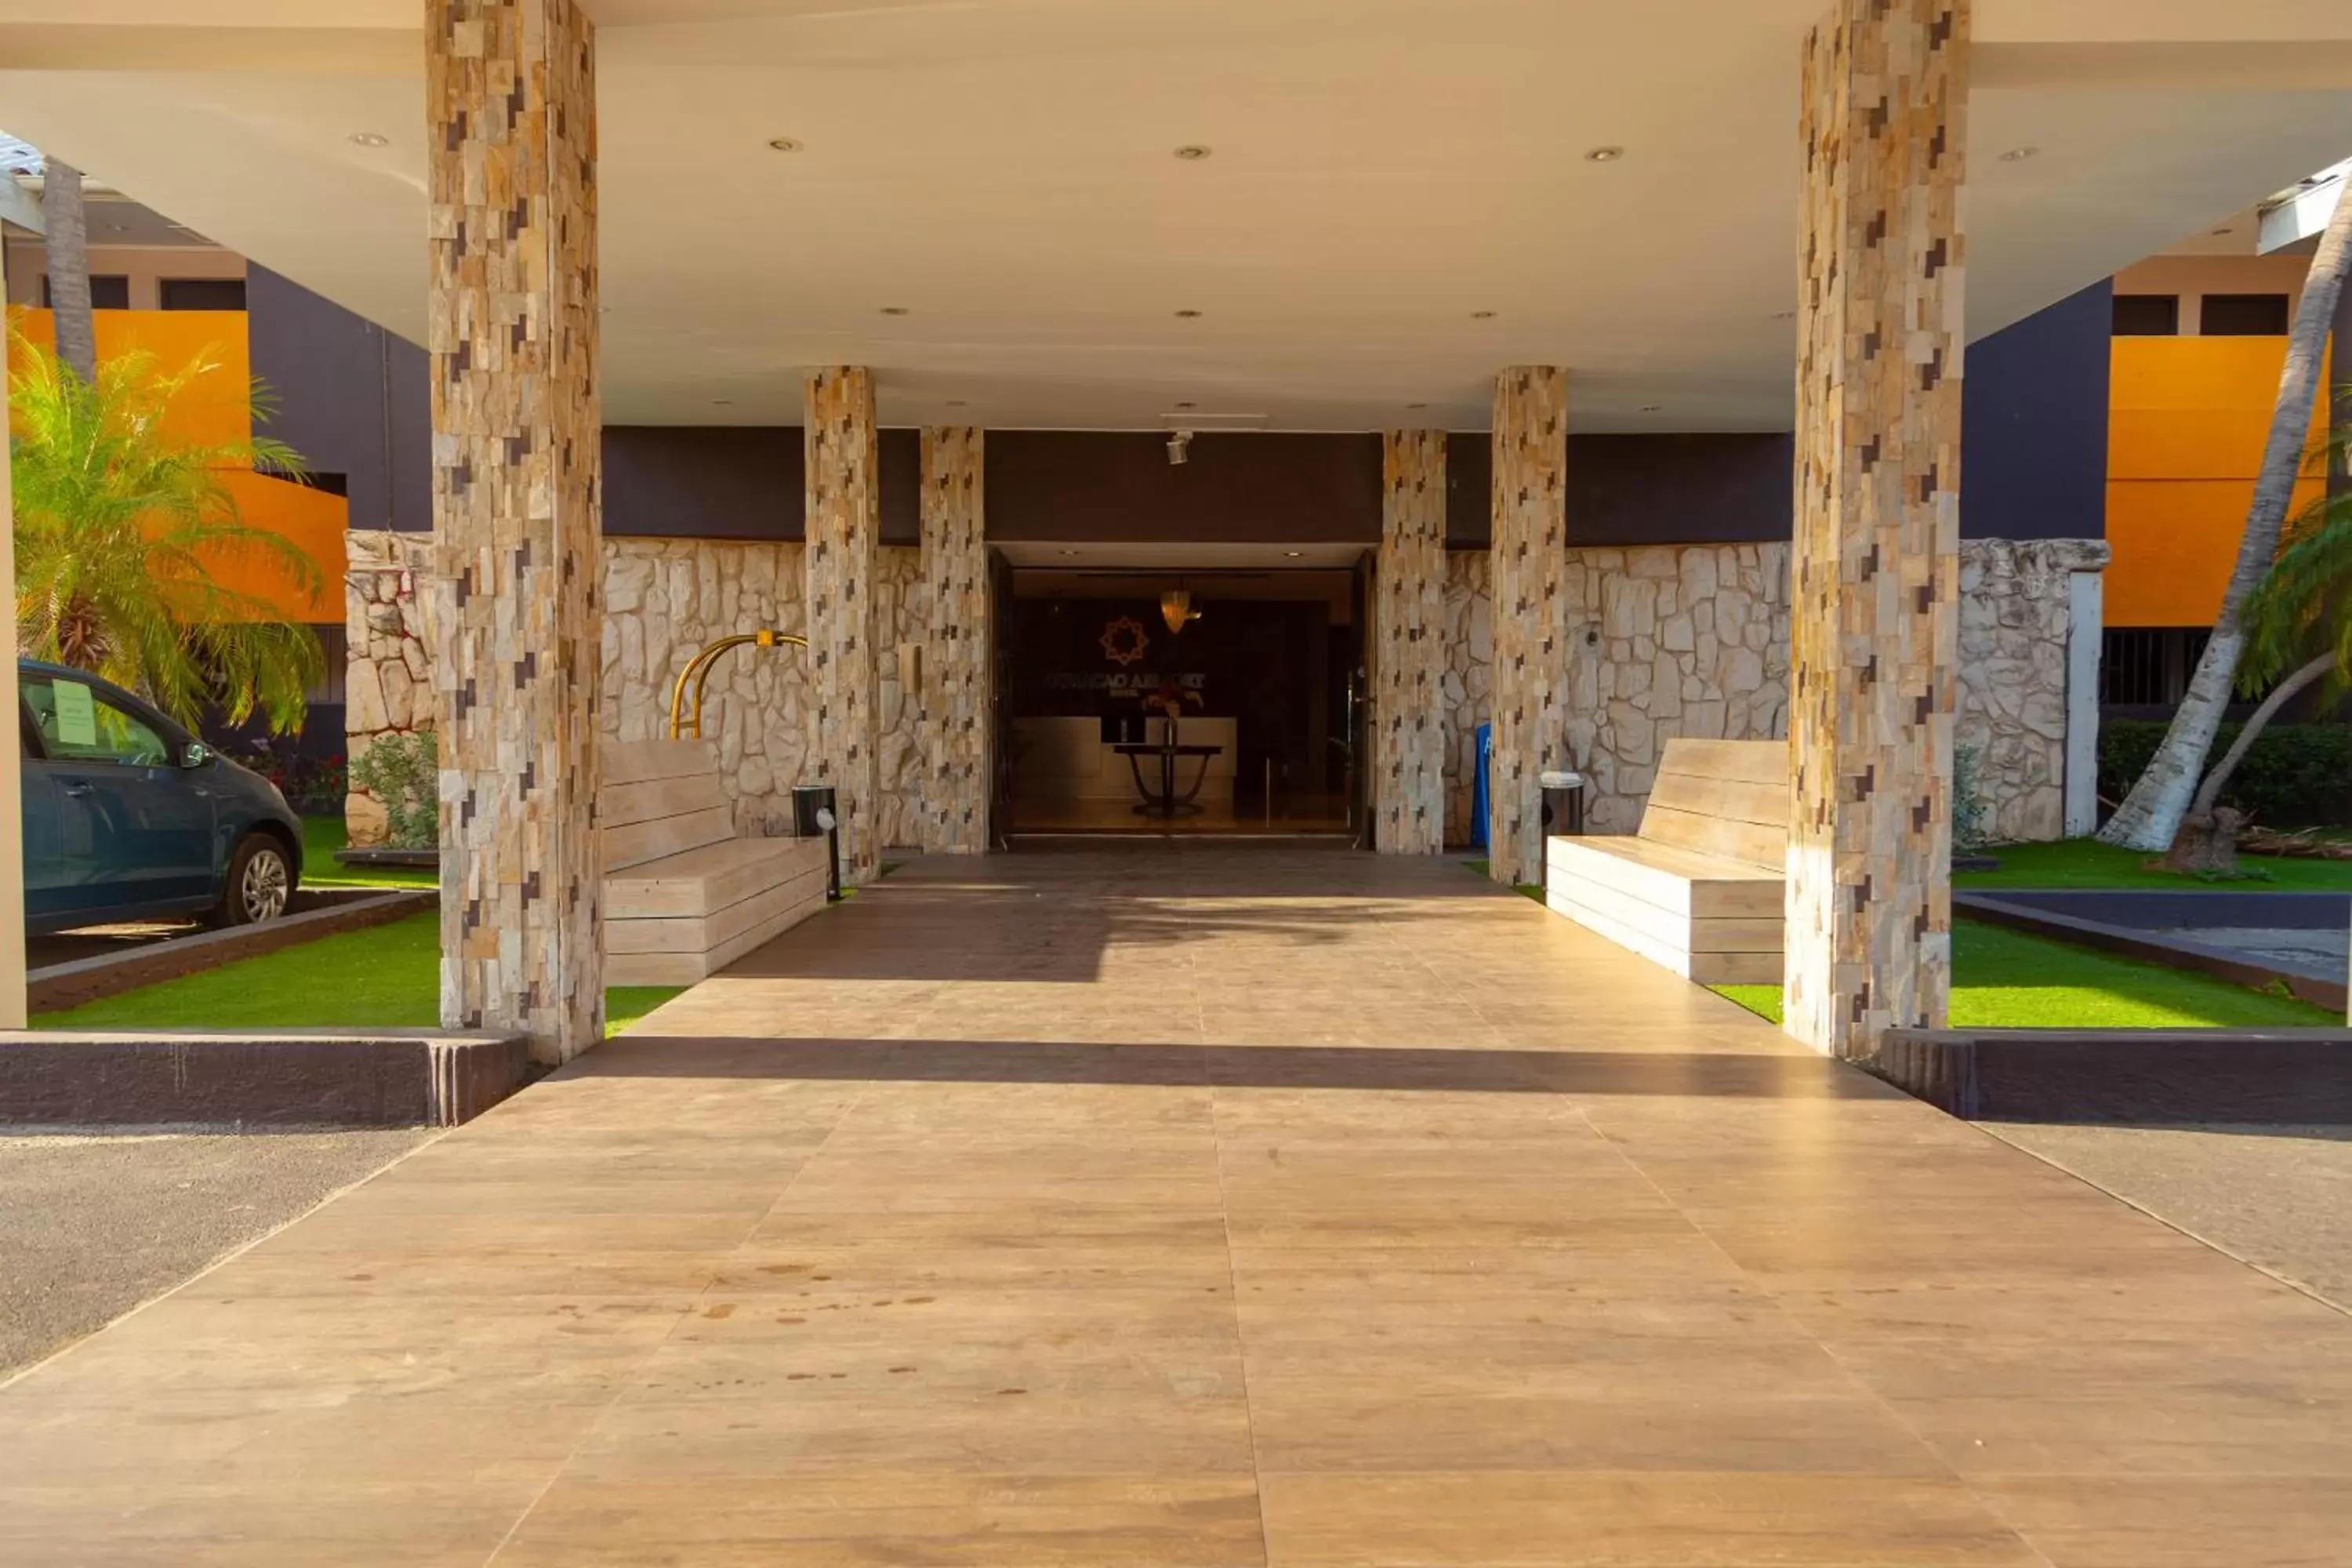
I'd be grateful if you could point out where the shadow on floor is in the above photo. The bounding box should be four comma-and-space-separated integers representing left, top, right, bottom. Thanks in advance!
577, 1036, 1889, 1099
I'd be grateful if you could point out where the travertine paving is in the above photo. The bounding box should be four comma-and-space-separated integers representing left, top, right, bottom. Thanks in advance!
3, 845, 2347, 1565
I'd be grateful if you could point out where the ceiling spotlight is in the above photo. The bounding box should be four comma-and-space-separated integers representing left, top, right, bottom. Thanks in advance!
1174, 144, 1213, 161
879, 306, 910, 316
1406, 401, 1428, 410
946, 398, 968, 408
1174, 400, 1197, 411
1283, 550, 1303, 558
1174, 308, 1203, 319
1998, 146, 2039, 163
1167, 430, 1193, 465
1060, 548, 1080, 557
348, 132, 389, 147
767, 137, 803, 153
711, 398, 735, 406
1470, 310, 1497, 320
1639, 404, 1663, 413
1584, 146, 1626, 163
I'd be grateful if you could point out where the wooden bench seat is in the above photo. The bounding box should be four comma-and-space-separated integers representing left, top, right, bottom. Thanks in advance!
1545, 738, 1787, 985
601, 739, 829, 986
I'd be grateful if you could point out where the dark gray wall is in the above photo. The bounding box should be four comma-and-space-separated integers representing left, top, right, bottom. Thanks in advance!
1961, 280, 2111, 541
601, 425, 920, 543
1445, 433, 1794, 548
985, 432, 1384, 543
246, 264, 432, 533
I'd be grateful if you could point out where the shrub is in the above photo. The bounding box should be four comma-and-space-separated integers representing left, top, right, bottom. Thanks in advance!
2099, 719, 2352, 829
350, 729, 440, 849
1952, 742, 1991, 850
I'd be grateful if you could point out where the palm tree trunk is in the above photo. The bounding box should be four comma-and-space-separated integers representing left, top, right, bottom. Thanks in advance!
2099, 180, 2352, 850
39, 158, 96, 385
2183, 649, 2336, 821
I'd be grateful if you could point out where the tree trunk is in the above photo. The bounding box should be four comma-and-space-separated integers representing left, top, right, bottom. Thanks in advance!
2099, 180, 2352, 851
39, 158, 96, 386
2159, 650, 2335, 877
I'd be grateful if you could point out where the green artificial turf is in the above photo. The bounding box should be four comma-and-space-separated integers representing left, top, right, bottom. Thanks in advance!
1711, 919, 2339, 1030
300, 816, 436, 891
1956, 838, 2352, 892
1461, 858, 1546, 903
37, 911, 684, 1038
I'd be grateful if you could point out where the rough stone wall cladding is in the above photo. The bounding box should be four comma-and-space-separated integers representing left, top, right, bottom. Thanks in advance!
1374, 429, 1448, 854
918, 427, 991, 855
804, 367, 884, 885
351, 531, 927, 849
343, 530, 435, 846
1486, 368, 1572, 888
1439, 537, 2089, 850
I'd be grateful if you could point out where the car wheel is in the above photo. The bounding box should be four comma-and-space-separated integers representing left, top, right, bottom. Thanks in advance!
217, 835, 293, 926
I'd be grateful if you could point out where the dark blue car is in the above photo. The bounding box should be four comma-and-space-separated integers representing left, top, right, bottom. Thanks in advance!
19, 659, 304, 935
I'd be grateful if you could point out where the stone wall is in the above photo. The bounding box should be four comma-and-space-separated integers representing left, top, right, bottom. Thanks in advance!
349, 530, 929, 850
1439, 538, 2099, 849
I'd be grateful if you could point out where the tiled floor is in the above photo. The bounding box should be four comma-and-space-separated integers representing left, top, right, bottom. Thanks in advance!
4, 844, 2348, 1565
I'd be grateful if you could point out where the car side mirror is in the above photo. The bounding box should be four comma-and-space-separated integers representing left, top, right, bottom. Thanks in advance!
181, 741, 211, 769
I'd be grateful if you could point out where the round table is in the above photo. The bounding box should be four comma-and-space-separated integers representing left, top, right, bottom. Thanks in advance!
1112, 742, 1225, 818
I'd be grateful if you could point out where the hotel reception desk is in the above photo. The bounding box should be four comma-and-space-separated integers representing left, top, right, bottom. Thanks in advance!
1011, 717, 1239, 818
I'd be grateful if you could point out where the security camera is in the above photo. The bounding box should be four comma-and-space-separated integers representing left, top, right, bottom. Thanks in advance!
1167, 430, 1192, 465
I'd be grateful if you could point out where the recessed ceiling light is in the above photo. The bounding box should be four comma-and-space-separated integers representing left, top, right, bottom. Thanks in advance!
1639, 404, 1663, 413
1174, 401, 1197, 411
767, 137, 803, 153
1174, 309, 1203, 318
1772, 310, 1795, 320
1998, 146, 2039, 163
348, 132, 389, 147
1059, 548, 1080, 557
879, 306, 910, 316
1284, 550, 1303, 558
1173, 145, 1212, 161
1406, 401, 1428, 410
1470, 310, 1497, 320
2212, 226, 2234, 236
946, 398, 967, 408
1584, 146, 1625, 163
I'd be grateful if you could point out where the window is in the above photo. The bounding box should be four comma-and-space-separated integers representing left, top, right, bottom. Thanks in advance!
2101, 627, 2212, 708
158, 277, 247, 312
2201, 293, 2291, 336
41, 274, 129, 310
2112, 294, 2180, 336
21, 674, 173, 767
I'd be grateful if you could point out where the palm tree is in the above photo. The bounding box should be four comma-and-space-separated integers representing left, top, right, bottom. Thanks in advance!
2099, 177, 2352, 851
2158, 452, 2352, 873
9, 332, 324, 733
38, 157, 95, 385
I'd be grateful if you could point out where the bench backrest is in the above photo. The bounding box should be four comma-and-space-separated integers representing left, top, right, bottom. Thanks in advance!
1637, 739, 1788, 869
601, 738, 735, 872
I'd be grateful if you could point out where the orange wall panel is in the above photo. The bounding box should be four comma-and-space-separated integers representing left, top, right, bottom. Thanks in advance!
2104, 338, 2331, 626
10, 305, 346, 623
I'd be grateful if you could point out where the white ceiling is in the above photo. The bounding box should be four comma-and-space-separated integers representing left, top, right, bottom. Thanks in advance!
2, 0, 2350, 431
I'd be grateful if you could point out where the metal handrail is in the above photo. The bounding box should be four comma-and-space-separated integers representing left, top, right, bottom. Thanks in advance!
666, 630, 808, 739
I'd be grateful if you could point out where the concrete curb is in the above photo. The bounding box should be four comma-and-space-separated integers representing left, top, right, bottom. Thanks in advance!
28, 889, 436, 1014
1871, 1026, 2352, 1124
0, 1029, 530, 1129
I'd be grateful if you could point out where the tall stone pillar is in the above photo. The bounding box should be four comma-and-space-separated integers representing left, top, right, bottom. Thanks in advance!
1375, 430, 1446, 854
1783, 0, 1969, 1058
426, 0, 603, 1062
805, 367, 881, 886
0, 241, 23, 1028
1488, 368, 1570, 888
920, 426, 990, 855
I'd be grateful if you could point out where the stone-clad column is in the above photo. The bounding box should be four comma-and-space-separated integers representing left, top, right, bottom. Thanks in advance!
805, 367, 881, 885
1488, 368, 1570, 887
426, 0, 603, 1062
1376, 430, 1446, 854
1783, 0, 1969, 1058
920, 426, 990, 854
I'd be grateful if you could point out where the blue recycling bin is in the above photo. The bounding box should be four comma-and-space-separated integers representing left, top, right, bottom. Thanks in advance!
1470, 722, 1492, 850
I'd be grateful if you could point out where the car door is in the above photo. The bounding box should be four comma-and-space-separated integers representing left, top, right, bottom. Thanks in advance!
17, 699, 68, 925
21, 672, 216, 915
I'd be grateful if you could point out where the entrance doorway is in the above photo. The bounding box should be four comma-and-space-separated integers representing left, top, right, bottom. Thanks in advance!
996, 558, 1367, 837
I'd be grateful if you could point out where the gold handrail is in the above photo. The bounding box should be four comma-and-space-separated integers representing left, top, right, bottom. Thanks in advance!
666, 630, 809, 739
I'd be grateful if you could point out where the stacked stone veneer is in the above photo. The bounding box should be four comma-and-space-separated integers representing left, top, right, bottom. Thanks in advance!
919, 428, 990, 854
804, 367, 883, 887
1374, 430, 1447, 854
1487, 368, 1572, 887
425, 0, 604, 1060
1439, 537, 2096, 852
349, 532, 929, 851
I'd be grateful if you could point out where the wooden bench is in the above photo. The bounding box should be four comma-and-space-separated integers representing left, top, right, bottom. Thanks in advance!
601, 739, 831, 986
1544, 739, 1787, 985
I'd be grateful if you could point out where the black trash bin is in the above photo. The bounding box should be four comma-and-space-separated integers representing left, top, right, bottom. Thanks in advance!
792, 784, 843, 902
1538, 770, 1588, 896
